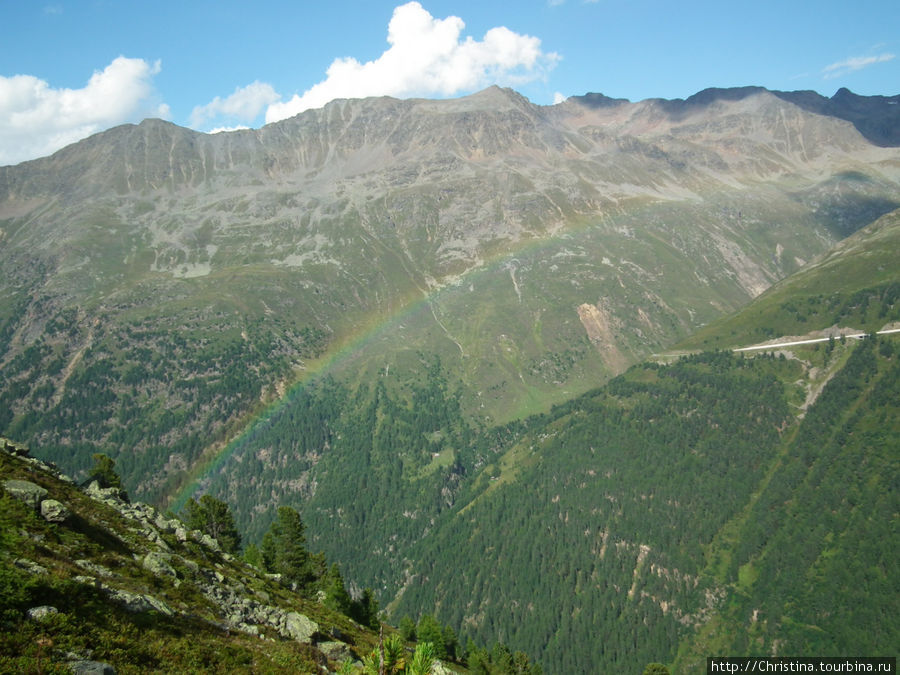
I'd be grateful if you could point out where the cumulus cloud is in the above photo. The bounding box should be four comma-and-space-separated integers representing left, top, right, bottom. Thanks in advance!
553, 92, 567, 104
206, 125, 252, 134
265, 1, 559, 124
0, 56, 168, 166
823, 53, 895, 79
189, 81, 280, 130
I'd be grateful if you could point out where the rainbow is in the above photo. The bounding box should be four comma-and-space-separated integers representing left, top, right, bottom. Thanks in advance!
169, 285, 431, 511
167, 227, 576, 511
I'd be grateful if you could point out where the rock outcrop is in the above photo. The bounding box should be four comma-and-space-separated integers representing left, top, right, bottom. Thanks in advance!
1, 439, 364, 671
3, 478, 48, 509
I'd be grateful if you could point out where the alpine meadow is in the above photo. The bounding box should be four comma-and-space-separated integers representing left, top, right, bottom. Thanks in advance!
1, 84, 899, 673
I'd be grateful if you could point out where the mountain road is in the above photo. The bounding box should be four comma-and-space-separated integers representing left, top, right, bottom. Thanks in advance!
733, 328, 900, 352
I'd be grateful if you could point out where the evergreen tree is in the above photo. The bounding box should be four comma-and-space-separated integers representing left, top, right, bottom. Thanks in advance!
87, 453, 121, 488
86, 453, 128, 501
399, 615, 417, 642
441, 623, 459, 661
490, 643, 513, 673
320, 563, 352, 614
409, 641, 436, 675
243, 542, 263, 568
349, 588, 380, 630
183, 494, 241, 554
417, 614, 446, 659
261, 506, 314, 589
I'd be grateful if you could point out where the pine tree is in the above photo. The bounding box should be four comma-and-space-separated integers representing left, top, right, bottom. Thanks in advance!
399, 616, 417, 642
320, 563, 352, 614
88, 453, 119, 488
86, 453, 129, 501
409, 641, 436, 675
416, 614, 446, 659
261, 506, 314, 589
350, 588, 380, 630
183, 495, 241, 554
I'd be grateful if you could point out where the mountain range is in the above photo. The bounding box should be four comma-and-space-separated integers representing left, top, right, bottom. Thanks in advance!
1, 85, 898, 672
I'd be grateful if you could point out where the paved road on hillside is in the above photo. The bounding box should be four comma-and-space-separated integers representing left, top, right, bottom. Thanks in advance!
733, 327, 900, 352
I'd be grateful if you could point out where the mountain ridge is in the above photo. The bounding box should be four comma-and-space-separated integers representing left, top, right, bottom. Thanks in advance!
568, 85, 900, 146
2, 83, 898, 503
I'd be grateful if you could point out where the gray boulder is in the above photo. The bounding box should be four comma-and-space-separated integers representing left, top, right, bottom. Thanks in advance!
196, 532, 221, 552
3, 479, 48, 509
432, 661, 455, 675
106, 588, 174, 617
69, 661, 116, 675
75, 559, 114, 578
284, 612, 318, 643
14, 558, 48, 575
26, 605, 58, 620
84, 480, 126, 503
318, 641, 353, 662
40, 498, 71, 523
154, 513, 180, 533
143, 552, 177, 579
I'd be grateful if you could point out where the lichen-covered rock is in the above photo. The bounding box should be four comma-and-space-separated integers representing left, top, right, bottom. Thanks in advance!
106, 588, 174, 617
137, 523, 171, 552
432, 660, 455, 675
143, 552, 177, 579
154, 513, 180, 533
68, 660, 117, 675
74, 575, 100, 587
14, 558, 48, 575
318, 641, 353, 662
197, 532, 221, 552
0, 438, 30, 456
284, 612, 318, 643
75, 559, 114, 578
3, 479, 48, 509
26, 605, 58, 620
40, 498, 71, 523
84, 480, 126, 504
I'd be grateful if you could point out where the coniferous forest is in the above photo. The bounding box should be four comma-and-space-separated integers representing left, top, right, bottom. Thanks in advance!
189, 337, 897, 672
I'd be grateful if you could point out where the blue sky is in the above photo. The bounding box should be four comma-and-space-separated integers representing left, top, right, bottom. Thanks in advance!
1, 0, 898, 165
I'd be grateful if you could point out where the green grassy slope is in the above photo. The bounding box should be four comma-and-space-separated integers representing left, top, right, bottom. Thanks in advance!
679, 208, 900, 350
0, 448, 378, 674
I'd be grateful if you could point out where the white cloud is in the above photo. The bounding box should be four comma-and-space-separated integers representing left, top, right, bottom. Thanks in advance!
822, 53, 895, 80
553, 92, 567, 104
0, 56, 168, 166
265, 1, 559, 124
207, 125, 251, 134
189, 81, 280, 130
